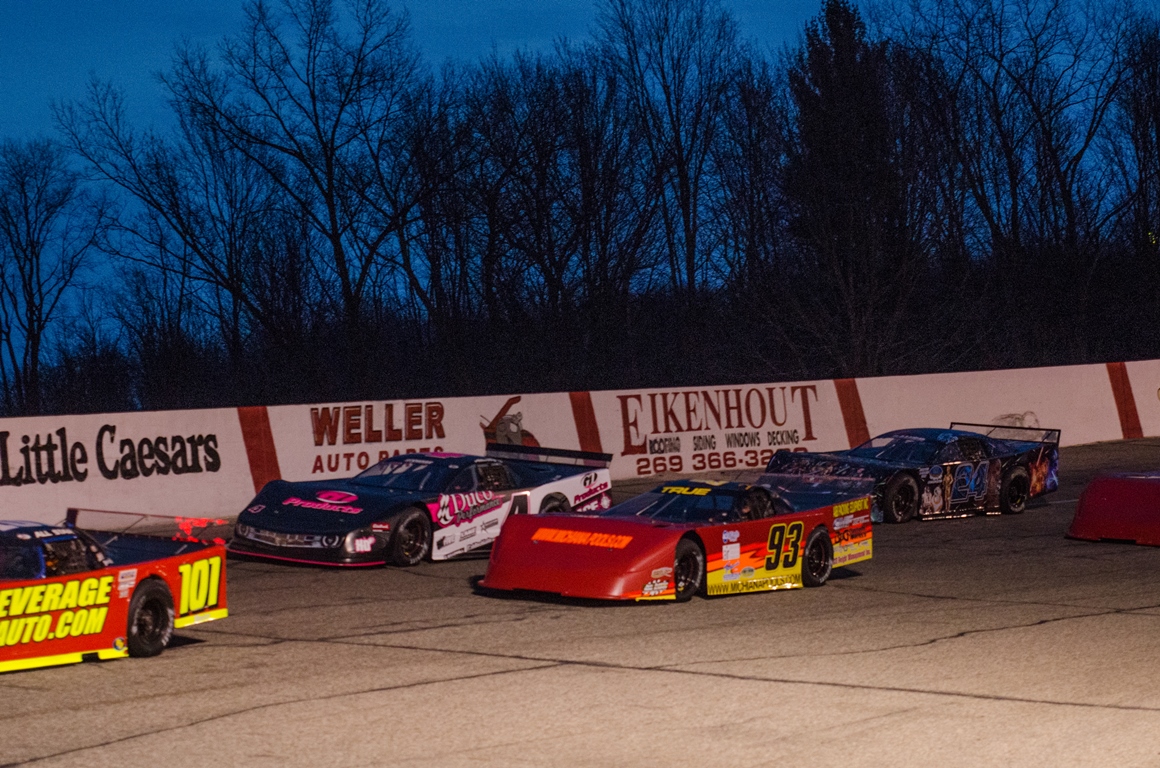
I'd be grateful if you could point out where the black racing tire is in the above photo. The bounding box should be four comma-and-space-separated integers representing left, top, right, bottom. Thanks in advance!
1000, 465, 1031, 514
673, 539, 705, 602
389, 508, 432, 566
882, 473, 919, 524
126, 579, 174, 658
801, 527, 834, 587
538, 495, 571, 515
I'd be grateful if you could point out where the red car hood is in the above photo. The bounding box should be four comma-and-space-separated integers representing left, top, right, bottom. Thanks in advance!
481, 514, 688, 600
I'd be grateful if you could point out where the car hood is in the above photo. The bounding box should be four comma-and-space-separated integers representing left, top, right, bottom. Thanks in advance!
238, 479, 426, 534
766, 451, 903, 478
481, 513, 690, 599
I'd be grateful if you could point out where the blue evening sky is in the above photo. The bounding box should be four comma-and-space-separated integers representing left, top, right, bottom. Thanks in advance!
0, 0, 821, 140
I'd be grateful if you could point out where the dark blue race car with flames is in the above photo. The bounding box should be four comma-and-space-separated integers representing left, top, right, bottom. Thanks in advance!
229, 444, 612, 567
764, 423, 1059, 523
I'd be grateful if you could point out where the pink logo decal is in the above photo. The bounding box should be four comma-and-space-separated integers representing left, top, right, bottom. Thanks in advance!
431, 491, 504, 526
283, 492, 363, 514
317, 490, 359, 504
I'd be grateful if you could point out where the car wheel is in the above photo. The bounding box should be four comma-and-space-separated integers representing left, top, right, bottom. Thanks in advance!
882, 473, 919, 523
1000, 466, 1031, 514
800, 527, 834, 587
390, 509, 431, 566
673, 539, 705, 602
538, 495, 570, 515
126, 580, 174, 658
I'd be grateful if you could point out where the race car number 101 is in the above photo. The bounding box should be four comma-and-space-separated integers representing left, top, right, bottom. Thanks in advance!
177, 557, 222, 616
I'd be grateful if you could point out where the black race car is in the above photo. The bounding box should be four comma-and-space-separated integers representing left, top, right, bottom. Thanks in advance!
764, 423, 1059, 523
229, 444, 612, 567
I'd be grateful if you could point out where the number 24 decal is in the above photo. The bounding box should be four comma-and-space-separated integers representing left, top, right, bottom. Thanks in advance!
766, 522, 803, 571
177, 556, 222, 616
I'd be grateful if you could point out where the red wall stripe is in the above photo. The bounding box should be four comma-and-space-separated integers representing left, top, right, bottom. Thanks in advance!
1106, 362, 1144, 440
237, 406, 282, 493
833, 378, 871, 448
568, 391, 604, 454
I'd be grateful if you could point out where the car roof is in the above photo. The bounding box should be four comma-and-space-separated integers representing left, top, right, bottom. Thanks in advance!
876, 428, 988, 443
380, 452, 482, 469
0, 521, 76, 544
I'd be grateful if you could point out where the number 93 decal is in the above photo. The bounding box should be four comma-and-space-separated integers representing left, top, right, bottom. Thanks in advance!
765, 522, 803, 572
177, 557, 222, 616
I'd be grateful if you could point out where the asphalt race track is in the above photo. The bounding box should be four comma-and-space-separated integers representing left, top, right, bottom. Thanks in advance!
5, 440, 1160, 767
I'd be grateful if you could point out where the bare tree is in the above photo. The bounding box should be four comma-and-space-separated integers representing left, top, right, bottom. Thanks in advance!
0, 139, 108, 414
162, 0, 419, 332
57, 81, 319, 363
599, 0, 739, 294
889, 0, 1132, 360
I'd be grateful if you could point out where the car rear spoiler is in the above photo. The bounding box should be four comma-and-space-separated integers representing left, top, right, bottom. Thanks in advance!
66, 507, 232, 544
485, 442, 613, 468
949, 422, 1061, 445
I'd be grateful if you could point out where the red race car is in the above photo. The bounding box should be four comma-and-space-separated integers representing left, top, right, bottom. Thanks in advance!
480, 478, 874, 601
0, 510, 228, 673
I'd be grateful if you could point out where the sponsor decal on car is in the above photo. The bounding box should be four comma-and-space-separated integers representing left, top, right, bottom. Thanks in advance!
722, 542, 742, 582
116, 569, 138, 599
573, 481, 611, 506
0, 575, 114, 647
660, 486, 710, 496
710, 573, 799, 595
832, 497, 870, 517
833, 513, 871, 530
641, 579, 670, 597
433, 491, 505, 526
352, 536, 375, 553
651, 567, 673, 579
530, 528, 633, 549
282, 491, 363, 514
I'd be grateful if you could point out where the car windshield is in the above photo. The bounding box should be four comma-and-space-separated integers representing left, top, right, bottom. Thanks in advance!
847, 435, 940, 464
0, 544, 45, 580
602, 486, 742, 524
351, 457, 455, 492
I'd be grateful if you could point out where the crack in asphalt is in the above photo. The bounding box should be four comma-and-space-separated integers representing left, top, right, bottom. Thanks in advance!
661, 609, 1126, 665
830, 581, 1160, 614
0, 663, 563, 767
193, 603, 564, 641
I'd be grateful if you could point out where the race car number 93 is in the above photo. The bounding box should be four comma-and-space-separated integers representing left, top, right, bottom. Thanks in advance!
766, 522, 803, 571
177, 557, 222, 616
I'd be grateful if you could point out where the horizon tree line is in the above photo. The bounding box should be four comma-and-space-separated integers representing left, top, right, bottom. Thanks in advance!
0, 0, 1155, 416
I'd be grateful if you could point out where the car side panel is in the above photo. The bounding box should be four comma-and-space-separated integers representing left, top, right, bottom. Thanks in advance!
0, 543, 227, 673
1026, 444, 1059, 497
700, 499, 872, 597
428, 466, 612, 561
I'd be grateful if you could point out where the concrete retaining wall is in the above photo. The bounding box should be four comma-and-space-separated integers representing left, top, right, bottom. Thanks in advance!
3, 361, 1155, 523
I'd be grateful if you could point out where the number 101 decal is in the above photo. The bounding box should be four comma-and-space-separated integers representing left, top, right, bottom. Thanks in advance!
177, 557, 222, 616
765, 522, 803, 571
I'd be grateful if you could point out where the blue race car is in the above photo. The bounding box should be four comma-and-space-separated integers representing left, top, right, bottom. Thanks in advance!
764, 423, 1059, 523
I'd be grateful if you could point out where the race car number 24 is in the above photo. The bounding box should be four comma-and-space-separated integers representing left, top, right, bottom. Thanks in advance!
177, 557, 222, 616
766, 522, 803, 571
